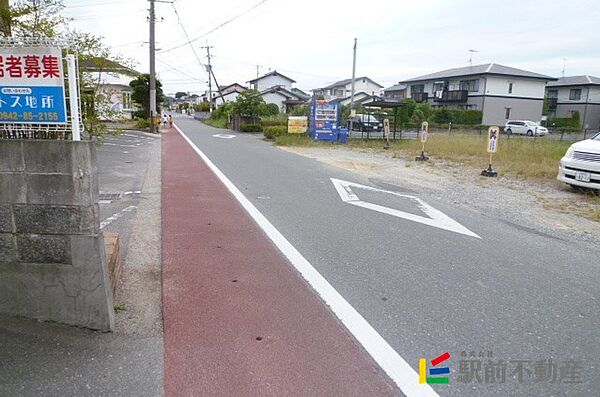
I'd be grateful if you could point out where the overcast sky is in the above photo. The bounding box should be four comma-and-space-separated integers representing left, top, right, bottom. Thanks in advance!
65, 0, 600, 95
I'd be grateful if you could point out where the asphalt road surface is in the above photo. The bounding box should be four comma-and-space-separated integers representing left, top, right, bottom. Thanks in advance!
173, 115, 598, 397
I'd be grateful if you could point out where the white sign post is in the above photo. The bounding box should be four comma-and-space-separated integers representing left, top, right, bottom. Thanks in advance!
415, 121, 430, 161
66, 54, 80, 141
383, 118, 390, 149
482, 126, 499, 177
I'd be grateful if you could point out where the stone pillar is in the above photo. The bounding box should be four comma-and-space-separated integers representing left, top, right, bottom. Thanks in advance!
0, 140, 114, 331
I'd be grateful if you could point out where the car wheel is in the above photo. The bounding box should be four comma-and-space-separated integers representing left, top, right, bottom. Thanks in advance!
506, 129, 512, 135
527, 130, 533, 136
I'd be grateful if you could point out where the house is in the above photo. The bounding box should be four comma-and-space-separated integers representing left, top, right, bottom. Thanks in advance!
247, 70, 295, 92
80, 57, 139, 120
312, 77, 383, 101
545, 75, 600, 130
258, 86, 307, 113
246, 71, 307, 112
382, 84, 407, 100
399, 63, 556, 125
214, 83, 247, 106
328, 92, 380, 107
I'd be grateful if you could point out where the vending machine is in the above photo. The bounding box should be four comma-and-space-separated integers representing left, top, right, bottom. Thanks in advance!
309, 100, 348, 143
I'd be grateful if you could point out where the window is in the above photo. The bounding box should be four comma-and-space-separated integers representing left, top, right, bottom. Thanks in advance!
547, 89, 558, 98
411, 84, 425, 94
569, 89, 581, 100
505, 108, 511, 119
459, 79, 479, 92
508, 82, 513, 94
334, 89, 344, 97
433, 82, 445, 93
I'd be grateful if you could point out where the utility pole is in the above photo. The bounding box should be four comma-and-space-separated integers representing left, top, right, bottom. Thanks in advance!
203, 45, 213, 112
149, 0, 157, 132
349, 38, 357, 130
256, 65, 261, 79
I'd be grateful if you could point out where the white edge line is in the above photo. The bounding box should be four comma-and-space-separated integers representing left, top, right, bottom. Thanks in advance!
173, 124, 439, 397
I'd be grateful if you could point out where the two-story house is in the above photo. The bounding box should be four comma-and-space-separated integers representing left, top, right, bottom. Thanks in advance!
382, 84, 407, 101
213, 83, 247, 107
545, 76, 600, 130
246, 71, 307, 113
399, 63, 556, 126
312, 77, 383, 101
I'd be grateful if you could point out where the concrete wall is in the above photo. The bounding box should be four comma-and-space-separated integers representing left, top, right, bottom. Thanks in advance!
485, 76, 546, 98
0, 140, 114, 331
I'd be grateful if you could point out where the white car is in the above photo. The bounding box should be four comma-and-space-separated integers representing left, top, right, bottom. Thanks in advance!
557, 133, 600, 190
504, 120, 548, 136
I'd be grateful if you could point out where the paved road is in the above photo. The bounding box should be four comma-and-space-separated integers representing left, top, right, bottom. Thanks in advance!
173, 115, 599, 397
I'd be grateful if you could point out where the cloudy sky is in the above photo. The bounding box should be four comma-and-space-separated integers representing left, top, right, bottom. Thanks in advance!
65, 0, 600, 95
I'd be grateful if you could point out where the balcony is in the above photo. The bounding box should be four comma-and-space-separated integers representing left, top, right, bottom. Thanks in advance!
434, 90, 468, 102
547, 97, 558, 110
411, 92, 428, 102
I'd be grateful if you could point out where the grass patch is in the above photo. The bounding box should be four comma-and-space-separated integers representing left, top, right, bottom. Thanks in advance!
114, 304, 127, 313
204, 118, 228, 129
273, 132, 571, 182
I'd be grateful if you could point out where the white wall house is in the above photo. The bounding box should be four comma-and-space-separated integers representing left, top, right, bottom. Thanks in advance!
312, 77, 383, 101
247, 71, 295, 92
546, 76, 600, 130
246, 71, 307, 113
399, 63, 556, 125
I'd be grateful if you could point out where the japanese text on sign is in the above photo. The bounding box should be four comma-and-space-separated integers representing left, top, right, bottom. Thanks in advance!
0, 46, 67, 124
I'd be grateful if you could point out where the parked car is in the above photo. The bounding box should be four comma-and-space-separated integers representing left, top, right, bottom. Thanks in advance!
504, 120, 548, 136
349, 114, 382, 132
557, 133, 600, 190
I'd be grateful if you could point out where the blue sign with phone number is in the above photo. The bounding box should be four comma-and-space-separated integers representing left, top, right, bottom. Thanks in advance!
0, 85, 67, 123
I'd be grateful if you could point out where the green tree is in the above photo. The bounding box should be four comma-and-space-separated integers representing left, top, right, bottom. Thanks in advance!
5, 0, 69, 38
175, 92, 188, 99
232, 90, 265, 120
130, 74, 165, 119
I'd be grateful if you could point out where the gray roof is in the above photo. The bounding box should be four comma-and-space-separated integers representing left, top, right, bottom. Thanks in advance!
317, 76, 383, 90
400, 63, 555, 83
546, 75, 600, 87
383, 83, 406, 92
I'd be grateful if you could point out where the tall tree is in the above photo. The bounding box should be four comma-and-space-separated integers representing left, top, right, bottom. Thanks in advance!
0, 0, 11, 37
130, 74, 165, 118
8, 0, 69, 38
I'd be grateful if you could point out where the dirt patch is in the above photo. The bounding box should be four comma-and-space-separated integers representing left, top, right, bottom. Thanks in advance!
280, 145, 600, 247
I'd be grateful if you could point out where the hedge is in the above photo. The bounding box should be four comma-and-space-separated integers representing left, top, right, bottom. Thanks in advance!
260, 119, 287, 127
239, 123, 263, 132
263, 126, 288, 140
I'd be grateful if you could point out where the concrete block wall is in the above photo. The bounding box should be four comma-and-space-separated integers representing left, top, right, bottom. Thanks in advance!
0, 140, 114, 331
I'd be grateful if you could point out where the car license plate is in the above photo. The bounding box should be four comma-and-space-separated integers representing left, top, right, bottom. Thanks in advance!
575, 171, 591, 182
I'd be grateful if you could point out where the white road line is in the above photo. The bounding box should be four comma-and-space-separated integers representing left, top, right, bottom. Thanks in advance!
331, 178, 480, 239
174, 124, 439, 397
100, 205, 137, 229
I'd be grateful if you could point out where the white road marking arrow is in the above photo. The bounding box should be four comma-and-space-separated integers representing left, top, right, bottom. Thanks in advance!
212, 134, 236, 139
331, 178, 480, 239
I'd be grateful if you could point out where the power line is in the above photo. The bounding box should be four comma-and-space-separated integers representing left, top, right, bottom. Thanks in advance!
159, 0, 269, 54
170, 2, 207, 69
156, 57, 204, 82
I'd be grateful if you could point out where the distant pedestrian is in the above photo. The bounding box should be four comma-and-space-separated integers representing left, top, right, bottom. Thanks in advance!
162, 114, 168, 127
168, 115, 173, 128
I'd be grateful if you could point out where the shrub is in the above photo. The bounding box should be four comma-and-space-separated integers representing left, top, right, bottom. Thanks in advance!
260, 115, 288, 127
549, 111, 581, 130
135, 117, 150, 129
263, 126, 287, 139
259, 103, 280, 116
239, 123, 263, 132
133, 109, 147, 119
194, 102, 211, 112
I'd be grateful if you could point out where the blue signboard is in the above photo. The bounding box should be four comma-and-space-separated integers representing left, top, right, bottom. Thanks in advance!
0, 86, 66, 123
0, 46, 67, 124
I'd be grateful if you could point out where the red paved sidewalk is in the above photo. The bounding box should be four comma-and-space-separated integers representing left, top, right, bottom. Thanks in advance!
162, 127, 399, 396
